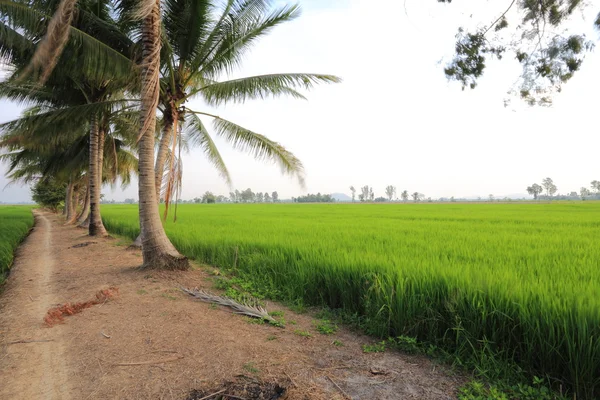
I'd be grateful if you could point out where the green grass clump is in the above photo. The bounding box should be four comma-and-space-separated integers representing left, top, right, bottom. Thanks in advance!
362, 341, 386, 353
293, 329, 312, 338
314, 319, 337, 335
102, 202, 600, 398
0, 206, 34, 284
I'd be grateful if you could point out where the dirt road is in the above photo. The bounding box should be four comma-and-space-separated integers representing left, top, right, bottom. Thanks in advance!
0, 210, 464, 399
0, 211, 71, 399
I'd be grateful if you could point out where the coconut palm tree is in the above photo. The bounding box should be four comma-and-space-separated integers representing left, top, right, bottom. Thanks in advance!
3, 0, 340, 269
0, 0, 137, 236
133, 0, 189, 269
155, 0, 340, 217
0, 105, 138, 224
0, 0, 181, 267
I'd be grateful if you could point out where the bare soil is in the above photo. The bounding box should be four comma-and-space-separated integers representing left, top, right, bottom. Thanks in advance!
0, 210, 465, 399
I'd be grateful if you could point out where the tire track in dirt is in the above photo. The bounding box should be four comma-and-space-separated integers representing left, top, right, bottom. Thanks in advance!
0, 210, 71, 400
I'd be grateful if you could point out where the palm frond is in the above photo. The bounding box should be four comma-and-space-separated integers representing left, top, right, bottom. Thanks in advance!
184, 112, 231, 186
0, 99, 135, 138
0, 0, 135, 84
196, 73, 341, 105
17, 0, 79, 83
0, 21, 34, 66
194, 3, 301, 79
0, 82, 57, 107
181, 287, 276, 323
191, 110, 304, 187
163, 0, 211, 66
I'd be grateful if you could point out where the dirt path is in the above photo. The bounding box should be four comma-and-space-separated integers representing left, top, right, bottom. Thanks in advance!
0, 211, 465, 399
0, 210, 71, 399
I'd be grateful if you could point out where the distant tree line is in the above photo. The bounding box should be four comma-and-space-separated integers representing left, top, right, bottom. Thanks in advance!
191, 189, 281, 204
349, 185, 427, 203
292, 193, 335, 203
228, 189, 279, 203
527, 178, 600, 200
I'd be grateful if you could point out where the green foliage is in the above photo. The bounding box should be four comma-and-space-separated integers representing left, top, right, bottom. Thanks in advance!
332, 340, 344, 347
441, 0, 593, 105
362, 341, 386, 353
244, 317, 265, 325
31, 178, 66, 210
101, 203, 600, 398
269, 310, 285, 317
0, 206, 33, 283
314, 319, 337, 335
293, 329, 312, 338
458, 378, 563, 400
294, 193, 335, 203
445, 30, 504, 90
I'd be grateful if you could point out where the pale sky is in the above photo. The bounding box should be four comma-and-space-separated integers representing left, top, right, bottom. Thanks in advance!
1, 0, 599, 202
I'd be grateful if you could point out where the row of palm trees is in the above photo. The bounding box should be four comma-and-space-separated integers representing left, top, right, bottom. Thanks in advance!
0, 0, 339, 269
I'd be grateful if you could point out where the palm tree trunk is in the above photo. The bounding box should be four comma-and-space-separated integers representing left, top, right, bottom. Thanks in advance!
77, 185, 90, 226
99, 123, 106, 188
64, 180, 74, 219
130, 111, 175, 248
89, 116, 108, 236
155, 111, 175, 200
137, 0, 188, 270
66, 188, 80, 224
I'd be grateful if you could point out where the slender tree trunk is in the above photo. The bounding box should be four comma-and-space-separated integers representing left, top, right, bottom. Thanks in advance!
64, 180, 74, 219
77, 185, 90, 226
155, 111, 174, 201
130, 111, 175, 248
89, 116, 108, 236
66, 188, 80, 224
98, 124, 106, 189
79, 213, 90, 228
137, 0, 188, 270
63, 181, 73, 216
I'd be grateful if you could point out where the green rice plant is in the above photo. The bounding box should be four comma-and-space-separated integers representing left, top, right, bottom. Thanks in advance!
0, 206, 34, 284
102, 202, 600, 398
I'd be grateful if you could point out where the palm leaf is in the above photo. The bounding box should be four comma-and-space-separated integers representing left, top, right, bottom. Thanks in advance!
163, 0, 211, 66
0, 99, 135, 133
0, 82, 57, 107
0, 21, 34, 66
191, 110, 304, 187
0, 0, 135, 83
184, 112, 231, 186
196, 73, 341, 105
194, 3, 301, 79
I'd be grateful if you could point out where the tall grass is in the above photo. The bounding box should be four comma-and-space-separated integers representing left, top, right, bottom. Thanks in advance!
102, 202, 600, 398
0, 206, 34, 283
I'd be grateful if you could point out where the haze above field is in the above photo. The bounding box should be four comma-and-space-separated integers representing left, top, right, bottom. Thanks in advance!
1, 0, 599, 203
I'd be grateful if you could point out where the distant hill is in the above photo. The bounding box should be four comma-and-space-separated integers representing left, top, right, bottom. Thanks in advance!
331, 193, 352, 202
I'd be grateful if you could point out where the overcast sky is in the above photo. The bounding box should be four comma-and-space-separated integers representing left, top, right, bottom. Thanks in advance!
1, 0, 599, 203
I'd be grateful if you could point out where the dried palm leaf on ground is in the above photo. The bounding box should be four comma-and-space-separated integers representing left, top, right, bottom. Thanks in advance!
181, 287, 276, 323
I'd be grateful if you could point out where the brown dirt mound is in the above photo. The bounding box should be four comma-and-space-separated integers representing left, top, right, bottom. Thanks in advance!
44, 286, 119, 326
186, 378, 287, 400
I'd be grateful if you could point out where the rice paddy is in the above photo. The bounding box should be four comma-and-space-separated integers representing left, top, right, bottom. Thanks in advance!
101, 202, 600, 397
0, 206, 34, 283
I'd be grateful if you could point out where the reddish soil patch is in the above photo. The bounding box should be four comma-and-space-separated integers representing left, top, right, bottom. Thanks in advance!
44, 287, 119, 326
0, 211, 465, 399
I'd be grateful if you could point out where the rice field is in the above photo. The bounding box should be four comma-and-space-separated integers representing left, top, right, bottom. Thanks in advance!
102, 202, 600, 397
0, 206, 34, 283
